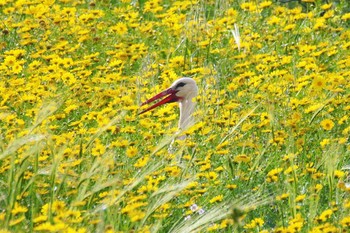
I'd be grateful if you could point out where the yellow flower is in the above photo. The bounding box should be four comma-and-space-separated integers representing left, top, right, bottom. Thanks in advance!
338, 137, 347, 144
234, 154, 251, 163
92, 143, 106, 157
199, 163, 211, 171
244, 218, 264, 229
134, 156, 149, 168
259, 1, 272, 9
314, 184, 323, 192
63, 210, 83, 224
295, 194, 306, 202
0, 212, 5, 221
341, 13, 350, 21
169, 56, 184, 68
311, 76, 326, 91
266, 168, 283, 182
111, 138, 129, 148
320, 138, 330, 148
334, 170, 345, 179
276, 193, 289, 201
209, 195, 223, 204
207, 171, 218, 181
110, 22, 128, 35
64, 104, 79, 114
317, 209, 333, 222
11, 63, 23, 74
267, 15, 281, 25
52, 200, 66, 214
313, 18, 326, 30
226, 184, 237, 189
283, 24, 296, 31
240, 2, 257, 12
321, 3, 332, 10
288, 214, 304, 231
9, 216, 26, 226
338, 115, 348, 125
143, 0, 163, 14
126, 146, 138, 158
320, 119, 335, 130
33, 215, 48, 223
34, 222, 67, 231
130, 210, 146, 222
284, 165, 298, 175
3, 55, 17, 67
207, 224, 219, 232
340, 216, 350, 227
3, 7, 16, 14
11, 202, 28, 215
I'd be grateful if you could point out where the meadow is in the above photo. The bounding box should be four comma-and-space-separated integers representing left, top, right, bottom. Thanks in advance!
1, 0, 350, 232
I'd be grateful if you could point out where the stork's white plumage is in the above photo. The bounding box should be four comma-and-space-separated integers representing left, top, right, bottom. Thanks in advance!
139, 77, 198, 130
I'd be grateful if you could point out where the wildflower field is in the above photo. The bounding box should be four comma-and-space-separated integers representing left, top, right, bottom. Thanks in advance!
1, 0, 350, 232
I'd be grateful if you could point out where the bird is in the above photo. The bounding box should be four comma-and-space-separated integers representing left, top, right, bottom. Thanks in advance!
139, 77, 198, 131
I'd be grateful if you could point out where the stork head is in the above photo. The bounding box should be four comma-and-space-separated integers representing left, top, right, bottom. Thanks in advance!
139, 77, 198, 115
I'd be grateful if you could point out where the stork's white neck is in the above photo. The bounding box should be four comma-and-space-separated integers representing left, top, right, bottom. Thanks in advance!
178, 99, 196, 130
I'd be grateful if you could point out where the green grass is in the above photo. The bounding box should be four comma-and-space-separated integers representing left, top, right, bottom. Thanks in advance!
1, 0, 350, 232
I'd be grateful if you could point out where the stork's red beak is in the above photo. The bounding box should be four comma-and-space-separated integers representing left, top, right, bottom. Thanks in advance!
139, 88, 179, 115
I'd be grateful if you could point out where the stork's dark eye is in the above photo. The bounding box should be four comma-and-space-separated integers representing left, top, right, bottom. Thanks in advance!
175, 82, 186, 89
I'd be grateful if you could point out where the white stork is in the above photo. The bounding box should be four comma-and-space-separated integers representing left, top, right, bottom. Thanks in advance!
139, 77, 198, 130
